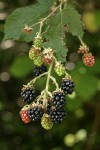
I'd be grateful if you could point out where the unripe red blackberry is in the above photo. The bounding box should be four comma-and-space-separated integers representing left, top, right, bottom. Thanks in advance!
60, 78, 75, 94
43, 48, 53, 64
20, 106, 31, 123
82, 53, 95, 66
43, 56, 52, 64
28, 105, 43, 121
51, 91, 66, 109
21, 86, 37, 104
49, 108, 66, 124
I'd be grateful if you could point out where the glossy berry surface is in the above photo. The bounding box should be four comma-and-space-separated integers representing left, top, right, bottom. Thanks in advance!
34, 64, 47, 76
51, 91, 66, 109
28, 106, 43, 121
49, 108, 66, 124
20, 110, 31, 123
60, 79, 75, 94
21, 86, 37, 104
82, 53, 95, 66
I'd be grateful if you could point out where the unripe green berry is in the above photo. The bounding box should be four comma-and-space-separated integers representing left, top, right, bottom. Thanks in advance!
34, 55, 43, 66
34, 37, 43, 48
54, 62, 65, 76
41, 113, 53, 130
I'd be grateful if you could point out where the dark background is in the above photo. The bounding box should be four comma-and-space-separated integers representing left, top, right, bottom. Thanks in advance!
0, 0, 100, 150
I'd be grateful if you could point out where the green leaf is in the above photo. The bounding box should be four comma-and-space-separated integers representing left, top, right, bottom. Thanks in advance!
43, 37, 68, 62
63, 5, 84, 38
9, 56, 33, 78
4, 0, 54, 42
44, 5, 84, 39
44, 12, 62, 39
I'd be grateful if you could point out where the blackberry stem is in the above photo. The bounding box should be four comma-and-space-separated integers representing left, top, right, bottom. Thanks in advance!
50, 76, 59, 89
45, 62, 53, 92
42, 62, 53, 107
28, 72, 48, 86
78, 36, 87, 47
65, 71, 71, 79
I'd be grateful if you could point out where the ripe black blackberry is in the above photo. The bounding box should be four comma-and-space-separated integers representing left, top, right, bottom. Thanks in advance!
34, 64, 47, 76
49, 108, 66, 124
60, 78, 75, 94
46, 101, 51, 114
28, 106, 43, 121
51, 91, 66, 109
21, 86, 37, 104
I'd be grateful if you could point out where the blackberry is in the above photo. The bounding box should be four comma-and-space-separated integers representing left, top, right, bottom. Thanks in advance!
49, 108, 66, 124
60, 79, 75, 94
46, 101, 51, 114
34, 64, 47, 77
28, 106, 43, 121
21, 86, 37, 104
51, 91, 66, 109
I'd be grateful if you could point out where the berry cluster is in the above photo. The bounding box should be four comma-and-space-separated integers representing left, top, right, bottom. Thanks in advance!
17, 0, 94, 130
78, 45, 95, 67
19, 35, 76, 129
19, 33, 94, 130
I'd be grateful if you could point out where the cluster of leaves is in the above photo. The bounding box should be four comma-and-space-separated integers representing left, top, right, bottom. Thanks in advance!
4, 0, 84, 62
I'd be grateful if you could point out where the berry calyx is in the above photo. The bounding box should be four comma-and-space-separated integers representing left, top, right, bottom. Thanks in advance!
49, 108, 66, 124
51, 91, 66, 109
41, 113, 53, 130
34, 55, 43, 66
82, 53, 95, 66
78, 45, 89, 54
34, 64, 47, 77
54, 62, 65, 76
28, 105, 43, 122
21, 86, 37, 104
60, 78, 75, 94
24, 25, 33, 34
20, 107, 31, 123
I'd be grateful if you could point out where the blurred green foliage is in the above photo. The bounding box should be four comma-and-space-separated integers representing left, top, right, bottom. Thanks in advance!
0, 0, 100, 150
